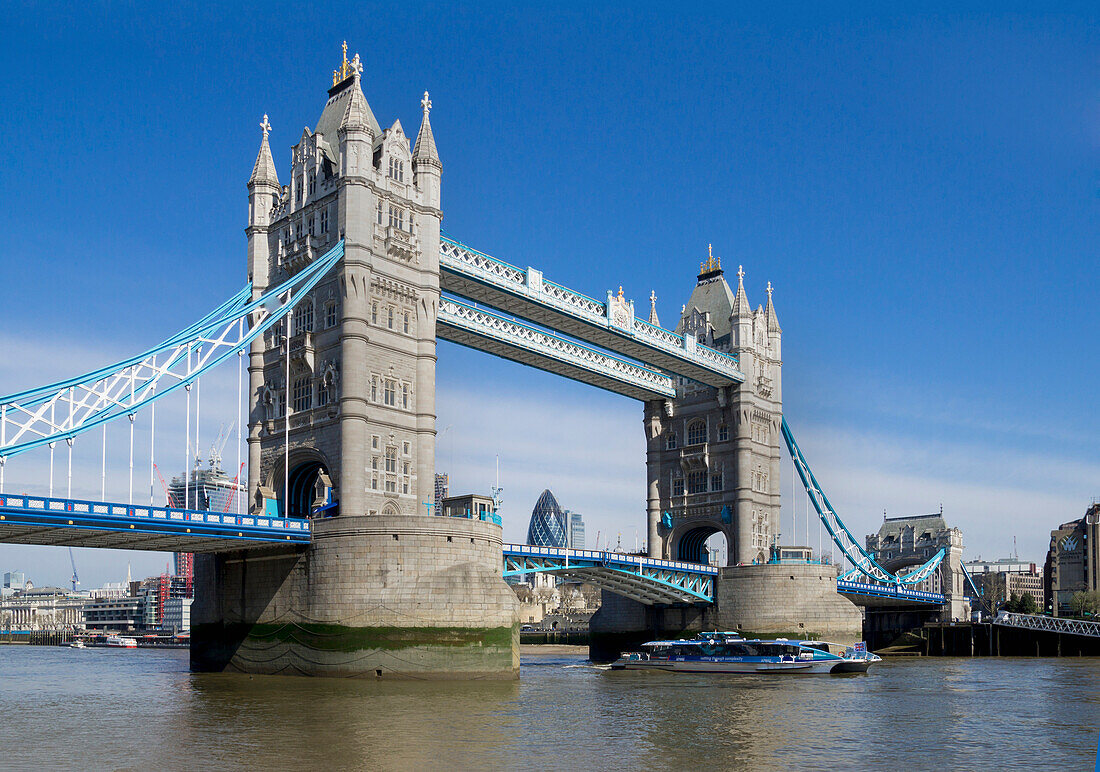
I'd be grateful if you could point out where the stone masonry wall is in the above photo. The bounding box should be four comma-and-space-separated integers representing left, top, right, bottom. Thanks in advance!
192, 515, 520, 679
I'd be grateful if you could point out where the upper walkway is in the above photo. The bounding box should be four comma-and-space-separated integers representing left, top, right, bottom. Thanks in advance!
0, 493, 311, 552
994, 610, 1100, 639
837, 579, 946, 606
440, 236, 744, 389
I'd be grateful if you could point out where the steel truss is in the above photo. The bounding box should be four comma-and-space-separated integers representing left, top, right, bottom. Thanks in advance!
781, 417, 945, 586
503, 544, 715, 605
438, 296, 676, 400
0, 241, 345, 460
994, 611, 1100, 639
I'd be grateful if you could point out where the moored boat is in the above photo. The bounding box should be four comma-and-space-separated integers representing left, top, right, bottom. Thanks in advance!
69, 639, 86, 649
105, 635, 138, 649
610, 632, 880, 674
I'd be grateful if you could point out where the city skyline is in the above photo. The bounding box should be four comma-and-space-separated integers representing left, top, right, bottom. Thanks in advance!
2, 5, 1098, 586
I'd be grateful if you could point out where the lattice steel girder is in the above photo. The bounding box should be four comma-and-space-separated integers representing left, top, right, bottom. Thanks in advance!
439, 237, 743, 388
503, 545, 716, 604
438, 297, 676, 401
0, 493, 311, 552
836, 579, 946, 606
0, 241, 346, 459
994, 611, 1100, 639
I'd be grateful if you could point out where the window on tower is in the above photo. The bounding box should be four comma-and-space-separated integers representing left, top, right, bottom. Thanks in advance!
371, 303, 378, 324
666, 432, 678, 451
687, 420, 707, 446
403, 312, 410, 334
308, 216, 315, 238
324, 302, 337, 329
717, 424, 729, 442
292, 377, 312, 412
385, 447, 397, 473
384, 379, 396, 406
401, 384, 408, 409
320, 208, 329, 234
296, 175, 303, 205
687, 471, 707, 495
387, 307, 394, 329
672, 477, 684, 496
308, 172, 316, 195
388, 157, 405, 182
293, 304, 313, 336
376, 200, 384, 225
710, 472, 723, 491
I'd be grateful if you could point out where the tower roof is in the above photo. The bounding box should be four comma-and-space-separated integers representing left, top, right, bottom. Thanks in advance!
764, 281, 781, 333
732, 264, 752, 320
313, 45, 381, 162
677, 246, 736, 342
249, 114, 279, 188
413, 91, 440, 167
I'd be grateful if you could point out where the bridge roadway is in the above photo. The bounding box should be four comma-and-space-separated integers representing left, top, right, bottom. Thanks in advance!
439, 236, 744, 388
503, 544, 947, 607
0, 493, 311, 552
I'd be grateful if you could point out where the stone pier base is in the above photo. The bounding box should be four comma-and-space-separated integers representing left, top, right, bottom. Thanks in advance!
191, 515, 519, 679
713, 563, 863, 643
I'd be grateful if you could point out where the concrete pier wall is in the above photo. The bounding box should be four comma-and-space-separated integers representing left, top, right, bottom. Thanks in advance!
192, 515, 519, 679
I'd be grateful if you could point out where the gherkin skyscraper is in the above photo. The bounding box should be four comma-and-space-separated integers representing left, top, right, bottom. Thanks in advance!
526, 489, 568, 548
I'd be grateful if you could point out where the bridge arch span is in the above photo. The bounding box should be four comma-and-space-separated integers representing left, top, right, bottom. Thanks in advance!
268, 448, 335, 519
670, 521, 728, 565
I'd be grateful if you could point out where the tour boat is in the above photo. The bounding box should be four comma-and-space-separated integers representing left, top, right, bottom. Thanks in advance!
105, 635, 138, 649
68, 640, 86, 649
610, 632, 881, 674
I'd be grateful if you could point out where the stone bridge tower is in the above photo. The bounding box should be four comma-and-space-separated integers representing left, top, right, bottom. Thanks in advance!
192, 45, 518, 679
646, 248, 783, 566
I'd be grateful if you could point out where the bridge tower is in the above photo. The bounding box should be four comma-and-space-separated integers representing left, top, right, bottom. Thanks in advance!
192, 45, 518, 678
647, 250, 783, 565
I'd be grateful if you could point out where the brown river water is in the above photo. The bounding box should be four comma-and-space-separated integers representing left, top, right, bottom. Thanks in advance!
1, 644, 1097, 770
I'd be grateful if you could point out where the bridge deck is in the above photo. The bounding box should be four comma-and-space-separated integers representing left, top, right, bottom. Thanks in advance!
837, 579, 945, 606
0, 494, 311, 553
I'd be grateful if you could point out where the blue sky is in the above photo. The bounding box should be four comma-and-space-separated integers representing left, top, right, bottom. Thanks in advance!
1, 3, 1097, 587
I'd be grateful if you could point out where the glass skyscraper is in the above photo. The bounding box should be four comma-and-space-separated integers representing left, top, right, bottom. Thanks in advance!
567, 511, 585, 550
526, 489, 568, 548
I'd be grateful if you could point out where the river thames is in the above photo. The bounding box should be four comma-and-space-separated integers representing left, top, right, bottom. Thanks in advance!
1, 645, 1097, 770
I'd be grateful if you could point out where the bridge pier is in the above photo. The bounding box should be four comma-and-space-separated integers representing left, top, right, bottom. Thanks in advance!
192, 515, 519, 678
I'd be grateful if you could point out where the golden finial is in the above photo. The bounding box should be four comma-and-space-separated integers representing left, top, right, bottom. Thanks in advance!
699, 243, 721, 274
332, 40, 355, 86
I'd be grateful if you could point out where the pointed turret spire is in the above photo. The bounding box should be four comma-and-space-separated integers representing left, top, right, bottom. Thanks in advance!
648, 290, 660, 327
249, 114, 279, 187
413, 90, 441, 168
732, 264, 752, 318
764, 281, 782, 332
340, 60, 376, 138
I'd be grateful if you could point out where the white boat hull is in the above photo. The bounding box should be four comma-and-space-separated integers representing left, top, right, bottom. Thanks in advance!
610, 658, 873, 674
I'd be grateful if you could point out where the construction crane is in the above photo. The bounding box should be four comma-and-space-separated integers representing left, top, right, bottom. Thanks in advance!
209, 421, 235, 470
221, 462, 246, 512
152, 463, 177, 508
68, 547, 80, 592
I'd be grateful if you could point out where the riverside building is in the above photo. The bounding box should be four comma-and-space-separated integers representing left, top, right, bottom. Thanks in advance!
1044, 503, 1100, 616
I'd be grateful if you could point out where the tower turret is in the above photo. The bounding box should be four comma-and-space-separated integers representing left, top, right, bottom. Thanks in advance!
413, 91, 441, 209
764, 281, 781, 361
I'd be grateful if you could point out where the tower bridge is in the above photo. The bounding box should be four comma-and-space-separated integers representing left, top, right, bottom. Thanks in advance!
0, 44, 968, 677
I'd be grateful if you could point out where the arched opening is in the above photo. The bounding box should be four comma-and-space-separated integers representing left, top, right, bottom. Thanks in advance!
676, 525, 728, 566
285, 459, 334, 519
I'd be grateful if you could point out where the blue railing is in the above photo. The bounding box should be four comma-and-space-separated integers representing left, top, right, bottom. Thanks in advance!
837, 579, 945, 604
0, 493, 311, 544
503, 544, 719, 576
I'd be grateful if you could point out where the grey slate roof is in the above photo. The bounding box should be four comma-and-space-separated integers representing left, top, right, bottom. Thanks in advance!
249, 134, 279, 187
676, 273, 736, 342
876, 514, 947, 541
413, 112, 440, 166
313, 77, 381, 164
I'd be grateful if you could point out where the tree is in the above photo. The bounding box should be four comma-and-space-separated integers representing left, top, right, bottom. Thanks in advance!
1018, 592, 1039, 615
1069, 590, 1100, 617
1003, 592, 1022, 613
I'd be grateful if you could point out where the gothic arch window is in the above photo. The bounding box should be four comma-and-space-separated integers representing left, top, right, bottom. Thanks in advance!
324, 301, 338, 329
292, 377, 312, 412
371, 303, 378, 324
293, 304, 314, 336
666, 431, 678, 451
687, 420, 707, 446
387, 306, 394, 329
403, 312, 410, 334
717, 424, 729, 442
